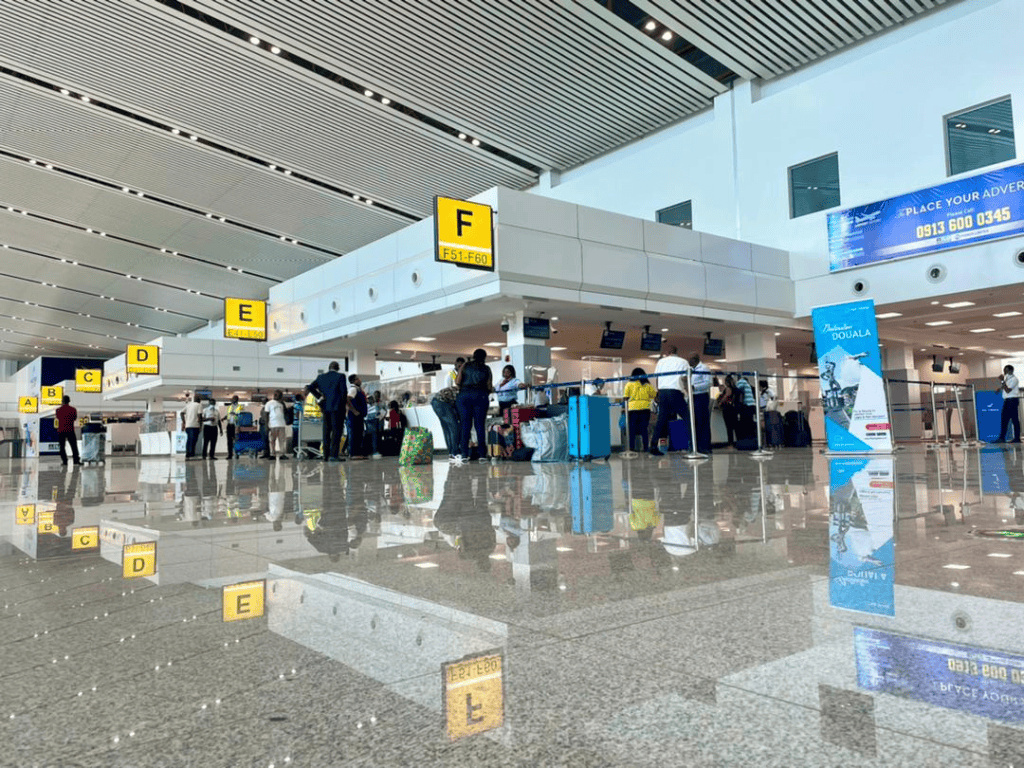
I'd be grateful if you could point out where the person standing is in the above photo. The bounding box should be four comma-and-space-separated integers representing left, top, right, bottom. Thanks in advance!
55, 394, 81, 466
688, 354, 713, 453
180, 393, 202, 460
201, 397, 222, 459
717, 374, 739, 447
308, 361, 347, 461
365, 391, 383, 458
455, 348, 493, 462
623, 368, 657, 452
650, 346, 690, 457
347, 374, 368, 460
998, 364, 1021, 443
431, 385, 461, 457
263, 390, 289, 460
734, 376, 757, 435
224, 395, 244, 459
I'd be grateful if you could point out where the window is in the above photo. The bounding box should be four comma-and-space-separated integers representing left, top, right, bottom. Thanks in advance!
946, 97, 1015, 176
789, 153, 840, 218
656, 200, 692, 228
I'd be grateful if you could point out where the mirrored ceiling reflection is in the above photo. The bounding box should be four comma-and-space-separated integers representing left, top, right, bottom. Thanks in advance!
1, 448, 1024, 765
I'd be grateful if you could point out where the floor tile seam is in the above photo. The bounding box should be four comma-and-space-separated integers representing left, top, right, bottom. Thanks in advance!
2, 577, 161, 610
0, 608, 227, 683
1, 578, 174, 609
534, 572, 824, 643
711, 677, 991, 758
0, 595, 222, 650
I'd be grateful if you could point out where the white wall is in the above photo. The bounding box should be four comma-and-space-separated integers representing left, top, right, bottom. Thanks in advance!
533, 0, 1024, 308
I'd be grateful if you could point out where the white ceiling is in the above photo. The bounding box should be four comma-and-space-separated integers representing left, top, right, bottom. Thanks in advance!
0, 0, 956, 363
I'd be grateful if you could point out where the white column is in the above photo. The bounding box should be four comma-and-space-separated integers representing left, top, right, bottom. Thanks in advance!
881, 343, 923, 440
505, 311, 551, 388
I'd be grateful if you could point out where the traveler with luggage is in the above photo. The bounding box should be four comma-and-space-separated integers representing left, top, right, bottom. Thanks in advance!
688, 354, 713, 453
717, 375, 739, 447
307, 361, 348, 462
649, 346, 689, 457
225, 395, 244, 459
455, 348, 493, 463
623, 367, 656, 452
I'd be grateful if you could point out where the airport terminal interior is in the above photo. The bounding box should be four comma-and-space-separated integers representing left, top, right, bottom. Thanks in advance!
3, 0, 1024, 765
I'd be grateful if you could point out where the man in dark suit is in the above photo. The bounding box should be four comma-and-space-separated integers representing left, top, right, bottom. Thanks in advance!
308, 361, 348, 461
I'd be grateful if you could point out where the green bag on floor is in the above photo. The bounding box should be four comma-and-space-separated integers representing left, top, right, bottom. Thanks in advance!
399, 426, 433, 465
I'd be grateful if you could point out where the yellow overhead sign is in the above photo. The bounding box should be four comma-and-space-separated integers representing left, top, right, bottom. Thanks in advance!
72, 526, 100, 550
40, 385, 63, 407
16, 504, 35, 525
222, 580, 266, 622
224, 298, 268, 341
434, 196, 494, 271
76, 369, 102, 393
18, 396, 38, 413
126, 345, 159, 375
122, 541, 157, 578
442, 652, 504, 741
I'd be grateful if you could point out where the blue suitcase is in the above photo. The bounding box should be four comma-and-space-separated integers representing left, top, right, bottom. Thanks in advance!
571, 464, 614, 533
568, 395, 611, 461
234, 431, 266, 457
668, 419, 691, 451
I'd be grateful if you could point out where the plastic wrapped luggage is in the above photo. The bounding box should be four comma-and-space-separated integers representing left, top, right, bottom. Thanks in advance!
508, 406, 538, 449
668, 419, 691, 452
571, 464, 614, 533
399, 426, 433, 465
764, 411, 785, 447
81, 431, 105, 463
568, 396, 611, 461
521, 414, 569, 462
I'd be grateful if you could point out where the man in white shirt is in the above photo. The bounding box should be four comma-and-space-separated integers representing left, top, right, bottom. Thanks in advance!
688, 354, 713, 453
998, 364, 1021, 443
180, 393, 203, 460
650, 346, 690, 456
263, 390, 289, 459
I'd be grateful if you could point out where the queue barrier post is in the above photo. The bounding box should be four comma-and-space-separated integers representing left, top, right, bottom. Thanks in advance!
883, 377, 904, 451
683, 369, 708, 462
926, 382, 942, 449
971, 384, 980, 444
751, 371, 773, 460
620, 397, 638, 459
953, 385, 974, 447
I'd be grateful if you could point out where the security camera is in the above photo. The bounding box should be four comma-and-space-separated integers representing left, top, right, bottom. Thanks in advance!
500, 319, 510, 333
552, 328, 558, 335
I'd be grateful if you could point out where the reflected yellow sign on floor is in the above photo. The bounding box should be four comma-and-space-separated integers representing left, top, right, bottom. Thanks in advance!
76, 369, 102, 393
122, 541, 157, 578
16, 504, 35, 525
18, 396, 38, 413
72, 526, 100, 550
37, 510, 56, 535
40, 385, 63, 407
434, 196, 494, 271
224, 298, 267, 341
442, 651, 504, 741
222, 580, 266, 622
126, 345, 159, 375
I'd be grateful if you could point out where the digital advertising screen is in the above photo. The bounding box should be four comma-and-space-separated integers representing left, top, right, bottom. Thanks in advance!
828, 163, 1024, 271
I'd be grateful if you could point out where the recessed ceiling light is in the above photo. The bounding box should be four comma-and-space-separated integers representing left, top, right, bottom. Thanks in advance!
987, 553, 1012, 558
171, 128, 180, 135
644, 20, 657, 31
876, 312, 902, 319
283, 170, 292, 176
925, 320, 952, 326
458, 133, 467, 140
412, 336, 436, 342
942, 564, 971, 570
551, 346, 567, 352
969, 328, 995, 333
381, 97, 390, 105
413, 562, 439, 569
484, 342, 504, 347
80, 95, 90, 103
189, 135, 197, 141
364, 89, 374, 97
661, 30, 672, 41
270, 46, 281, 54
944, 301, 975, 308
660, 328, 668, 332
1008, 334, 1024, 339
995, 311, 1022, 318
249, 36, 260, 44
60, 88, 69, 95
471, 139, 481, 146
365, 200, 373, 206
122, 187, 129, 193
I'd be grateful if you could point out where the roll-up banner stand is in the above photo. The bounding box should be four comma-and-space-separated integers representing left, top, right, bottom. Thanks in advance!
812, 299, 893, 453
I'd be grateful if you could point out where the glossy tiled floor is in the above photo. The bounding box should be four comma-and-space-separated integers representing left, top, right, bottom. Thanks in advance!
2, 444, 1024, 767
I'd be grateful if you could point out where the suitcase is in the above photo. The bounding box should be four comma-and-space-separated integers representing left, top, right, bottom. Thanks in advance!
784, 410, 812, 447
668, 419, 691, 451
234, 431, 266, 457
378, 428, 404, 456
765, 411, 785, 447
568, 396, 611, 461
236, 411, 254, 428
571, 464, 614, 533
81, 431, 105, 463
509, 406, 539, 449
735, 436, 759, 451
399, 426, 433, 465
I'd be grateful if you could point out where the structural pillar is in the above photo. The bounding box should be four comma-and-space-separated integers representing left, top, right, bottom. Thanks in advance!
505, 311, 552, 388
881, 343, 923, 440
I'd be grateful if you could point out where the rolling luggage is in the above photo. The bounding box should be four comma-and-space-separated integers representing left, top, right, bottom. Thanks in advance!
570, 464, 614, 533
668, 419, 691, 452
234, 431, 266, 457
765, 411, 785, 448
735, 435, 759, 451
568, 395, 611, 461
378, 428, 404, 456
81, 424, 106, 464
784, 410, 812, 447
399, 426, 433, 465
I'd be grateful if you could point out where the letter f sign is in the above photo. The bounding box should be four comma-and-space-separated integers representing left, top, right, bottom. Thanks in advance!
456, 208, 472, 237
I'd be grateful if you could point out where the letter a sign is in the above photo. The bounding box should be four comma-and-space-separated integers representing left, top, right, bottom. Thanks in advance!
434, 196, 494, 271
224, 298, 267, 341
126, 345, 159, 375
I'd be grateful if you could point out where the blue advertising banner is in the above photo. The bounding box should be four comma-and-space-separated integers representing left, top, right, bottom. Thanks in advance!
829, 458, 895, 617
855, 627, 1024, 723
829, 163, 1024, 271
812, 299, 893, 452
976, 391, 1006, 444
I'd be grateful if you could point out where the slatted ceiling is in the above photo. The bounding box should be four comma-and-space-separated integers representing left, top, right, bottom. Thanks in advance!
0, 80, 408, 250
0, 3, 535, 215
197, 0, 722, 169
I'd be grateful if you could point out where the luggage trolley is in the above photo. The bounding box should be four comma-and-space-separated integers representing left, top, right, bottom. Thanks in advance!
296, 397, 324, 460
